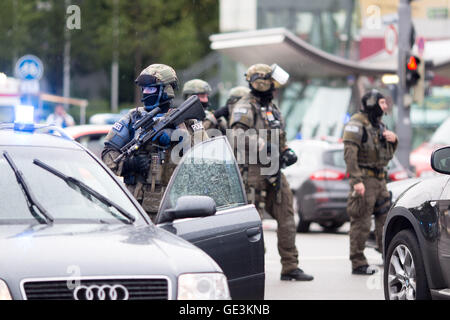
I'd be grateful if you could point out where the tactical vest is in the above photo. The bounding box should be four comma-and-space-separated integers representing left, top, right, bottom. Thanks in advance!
229, 94, 286, 190
342, 112, 394, 169
104, 107, 206, 214
203, 110, 219, 131
230, 94, 286, 147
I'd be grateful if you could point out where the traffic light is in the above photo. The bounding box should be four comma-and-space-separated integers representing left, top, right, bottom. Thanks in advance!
405, 55, 421, 91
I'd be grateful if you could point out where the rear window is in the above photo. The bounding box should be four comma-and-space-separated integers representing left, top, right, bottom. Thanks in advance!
292, 145, 323, 167
323, 150, 346, 169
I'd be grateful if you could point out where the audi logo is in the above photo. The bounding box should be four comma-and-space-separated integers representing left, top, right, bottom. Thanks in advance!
73, 284, 129, 300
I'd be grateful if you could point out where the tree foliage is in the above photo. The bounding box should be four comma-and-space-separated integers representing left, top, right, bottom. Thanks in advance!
0, 0, 219, 106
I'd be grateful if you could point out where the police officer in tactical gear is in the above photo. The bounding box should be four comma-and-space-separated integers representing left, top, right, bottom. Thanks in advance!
213, 86, 250, 134
182, 79, 220, 131
229, 63, 313, 281
102, 64, 206, 222
343, 89, 398, 275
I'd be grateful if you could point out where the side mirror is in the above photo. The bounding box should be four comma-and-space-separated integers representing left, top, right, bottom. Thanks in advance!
431, 146, 450, 174
156, 195, 216, 224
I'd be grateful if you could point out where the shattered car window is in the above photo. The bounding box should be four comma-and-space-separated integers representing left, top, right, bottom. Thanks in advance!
168, 137, 245, 210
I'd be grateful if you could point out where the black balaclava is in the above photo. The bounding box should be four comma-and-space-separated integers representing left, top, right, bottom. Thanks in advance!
136, 74, 172, 113
140, 85, 172, 113
249, 82, 275, 106
361, 90, 385, 126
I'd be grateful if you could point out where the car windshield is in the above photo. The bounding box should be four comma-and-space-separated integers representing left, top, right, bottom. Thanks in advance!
0, 146, 144, 225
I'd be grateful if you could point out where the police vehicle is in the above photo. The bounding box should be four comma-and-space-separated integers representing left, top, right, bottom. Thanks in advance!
0, 106, 264, 300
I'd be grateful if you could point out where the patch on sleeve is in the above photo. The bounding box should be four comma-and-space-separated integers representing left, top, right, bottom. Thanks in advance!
233, 107, 248, 114
191, 121, 204, 131
344, 125, 360, 133
112, 122, 123, 132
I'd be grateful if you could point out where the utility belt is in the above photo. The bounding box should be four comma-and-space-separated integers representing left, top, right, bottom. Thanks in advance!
360, 166, 386, 179
124, 151, 166, 191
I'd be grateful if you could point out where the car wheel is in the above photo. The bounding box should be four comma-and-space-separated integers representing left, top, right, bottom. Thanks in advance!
384, 229, 431, 300
296, 210, 310, 233
319, 221, 344, 233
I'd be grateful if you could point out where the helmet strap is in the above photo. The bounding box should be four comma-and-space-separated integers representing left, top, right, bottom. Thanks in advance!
142, 84, 164, 111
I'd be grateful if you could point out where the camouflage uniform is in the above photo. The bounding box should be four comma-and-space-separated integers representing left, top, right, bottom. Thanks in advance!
343, 109, 397, 270
229, 64, 310, 280
102, 64, 207, 222
213, 86, 251, 133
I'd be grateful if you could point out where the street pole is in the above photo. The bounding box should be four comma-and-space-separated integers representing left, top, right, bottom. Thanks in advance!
111, 0, 119, 113
12, 0, 18, 73
63, 0, 71, 111
396, 0, 413, 170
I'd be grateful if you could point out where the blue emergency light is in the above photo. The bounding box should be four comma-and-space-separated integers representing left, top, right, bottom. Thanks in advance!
14, 105, 35, 132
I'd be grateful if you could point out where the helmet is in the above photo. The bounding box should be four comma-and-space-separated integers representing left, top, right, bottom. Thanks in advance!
228, 86, 250, 99
182, 79, 212, 98
135, 64, 178, 100
245, 64, 273, 92
361, 89, 385, 111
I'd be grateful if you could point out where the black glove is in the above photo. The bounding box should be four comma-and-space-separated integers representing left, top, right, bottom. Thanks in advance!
122, 154, 150, 175
214, 105, 229, 119
281, 148, 298, 168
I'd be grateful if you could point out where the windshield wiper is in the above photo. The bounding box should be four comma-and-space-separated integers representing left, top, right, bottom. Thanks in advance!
3, 152, 54, 225
33, 159, 136, 224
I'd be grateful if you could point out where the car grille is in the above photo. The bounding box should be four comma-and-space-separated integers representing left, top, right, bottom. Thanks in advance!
22, 277, 170, 300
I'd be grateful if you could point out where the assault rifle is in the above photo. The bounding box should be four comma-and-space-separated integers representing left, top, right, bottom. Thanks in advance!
113, 95, 205, 163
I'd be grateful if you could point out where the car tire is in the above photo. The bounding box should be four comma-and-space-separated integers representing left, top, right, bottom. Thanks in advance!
384, 229, 431, 300
296, 211, 310, 233
319, 221, 344, 233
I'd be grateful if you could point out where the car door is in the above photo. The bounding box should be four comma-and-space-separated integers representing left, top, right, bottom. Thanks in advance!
156, 136, 265, 300
437, 179, 450, 287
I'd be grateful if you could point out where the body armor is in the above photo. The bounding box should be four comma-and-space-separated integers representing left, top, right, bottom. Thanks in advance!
342, 112, 395, 170
102, 108, 206, 215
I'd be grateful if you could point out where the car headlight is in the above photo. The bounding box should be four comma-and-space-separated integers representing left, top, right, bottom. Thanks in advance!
0, 279, 12, 300
178, 273, 230, 300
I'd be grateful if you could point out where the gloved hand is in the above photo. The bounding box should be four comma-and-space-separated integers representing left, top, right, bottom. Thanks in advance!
281, 148, 298, 168
153, 128, 173, 146
123, 154, 150, 175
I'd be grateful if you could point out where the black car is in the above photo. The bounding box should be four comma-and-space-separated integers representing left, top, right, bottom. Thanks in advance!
383, 146, 450, 300
0, 123, 264, 300
284, 139, 409, 233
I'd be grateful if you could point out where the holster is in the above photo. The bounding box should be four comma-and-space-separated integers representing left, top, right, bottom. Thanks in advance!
123, 174, 136, 185
147, 152, 163, 192
373, 191, 392, 216
266, 171, 282, 203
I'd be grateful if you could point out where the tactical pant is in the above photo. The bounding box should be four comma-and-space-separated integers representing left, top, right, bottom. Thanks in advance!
247, 172, 299, 275
126, 183, 164, 223
346, 176, 390, 269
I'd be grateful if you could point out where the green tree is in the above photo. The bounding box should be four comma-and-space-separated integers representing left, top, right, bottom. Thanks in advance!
0, 0, 219, 111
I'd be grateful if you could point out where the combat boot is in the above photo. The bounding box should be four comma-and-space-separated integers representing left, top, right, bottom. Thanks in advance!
280, 268, 314, 281
352, 264, 377, 275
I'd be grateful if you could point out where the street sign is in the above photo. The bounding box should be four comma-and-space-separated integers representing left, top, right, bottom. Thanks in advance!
15, 55, 44, 81
20, 80, 40, 95
384, 24, 398, 55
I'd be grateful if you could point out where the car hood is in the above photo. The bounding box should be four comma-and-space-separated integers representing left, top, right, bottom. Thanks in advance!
394, 175, 449, 209
387, 177, 423, 203
0, 224, 220, 282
